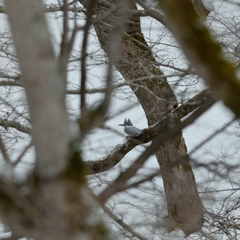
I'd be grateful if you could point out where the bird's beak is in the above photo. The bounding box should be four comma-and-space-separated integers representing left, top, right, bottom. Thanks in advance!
119, 124, 124, 126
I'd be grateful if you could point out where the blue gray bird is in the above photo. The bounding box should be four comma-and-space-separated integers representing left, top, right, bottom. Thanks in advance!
119, 118, 142, 137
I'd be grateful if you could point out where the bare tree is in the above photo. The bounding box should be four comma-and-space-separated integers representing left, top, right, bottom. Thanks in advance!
0, 0, 240, 239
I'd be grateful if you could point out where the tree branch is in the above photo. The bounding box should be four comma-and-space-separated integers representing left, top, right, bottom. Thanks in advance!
0, 80, 21, 87
86, 88, 214, 174
98, 92, 216, 204
0, 134, 11, 163
0, 118, 31, 134
160, 0, 240, 118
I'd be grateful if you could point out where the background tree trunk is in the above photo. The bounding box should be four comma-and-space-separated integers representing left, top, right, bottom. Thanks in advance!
79, 0, 203, 235
3, 1, 115, 239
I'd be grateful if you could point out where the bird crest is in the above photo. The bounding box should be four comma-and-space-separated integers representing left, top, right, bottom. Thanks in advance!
119, 118, 142, 137
122, 118, 132, 126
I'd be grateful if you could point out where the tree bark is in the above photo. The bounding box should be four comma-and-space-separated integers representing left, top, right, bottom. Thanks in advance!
3, 1, 114, 239
5, 0, 70, 179
79, 0, 203, 236
160, 0, 240, 118
193, 0, 212, 18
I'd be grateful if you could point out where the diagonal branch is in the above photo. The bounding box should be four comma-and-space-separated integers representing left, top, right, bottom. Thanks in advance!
0, 134, 11, 163
0, 118, 31, 134
86, 88, 213, 174
98, 94, 216, 204
160, 0, 240, 118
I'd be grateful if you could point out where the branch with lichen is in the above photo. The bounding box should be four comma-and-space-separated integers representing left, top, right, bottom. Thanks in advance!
0, 118, 31, 134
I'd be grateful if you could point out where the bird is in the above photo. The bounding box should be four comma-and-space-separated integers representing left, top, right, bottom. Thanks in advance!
119, 118, 142, 137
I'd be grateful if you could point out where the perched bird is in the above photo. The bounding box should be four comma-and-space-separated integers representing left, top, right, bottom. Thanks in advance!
119, 118, 142, 137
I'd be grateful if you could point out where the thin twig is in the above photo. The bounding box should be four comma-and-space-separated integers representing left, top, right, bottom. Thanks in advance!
0, 134, 11, 163
102, 205, 148, 240
13, 140, 33, 166
80, 0, 97, 112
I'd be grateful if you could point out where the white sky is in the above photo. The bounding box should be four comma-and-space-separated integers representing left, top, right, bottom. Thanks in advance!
0, 0, 240, 239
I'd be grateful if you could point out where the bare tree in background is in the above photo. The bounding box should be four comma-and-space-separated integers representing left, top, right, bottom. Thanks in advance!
0, 0, 240, 239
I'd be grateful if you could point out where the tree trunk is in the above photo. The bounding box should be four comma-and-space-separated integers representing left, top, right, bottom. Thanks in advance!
79, 0, 203, 236
4, 1, 114, 239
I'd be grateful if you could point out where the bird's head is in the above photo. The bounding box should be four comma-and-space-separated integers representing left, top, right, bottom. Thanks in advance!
119, 118, 133, 127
